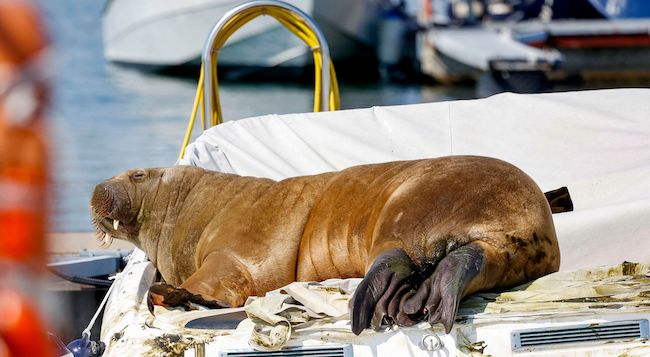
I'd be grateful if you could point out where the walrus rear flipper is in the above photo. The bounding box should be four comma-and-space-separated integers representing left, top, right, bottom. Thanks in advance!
414, 243, 484, 334
350, 248, 420, 335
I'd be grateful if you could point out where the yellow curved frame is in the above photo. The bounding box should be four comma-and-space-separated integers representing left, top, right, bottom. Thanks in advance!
179, 5, 340, 159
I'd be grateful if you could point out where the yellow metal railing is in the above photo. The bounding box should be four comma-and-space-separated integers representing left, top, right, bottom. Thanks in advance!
179, 1, 340, 159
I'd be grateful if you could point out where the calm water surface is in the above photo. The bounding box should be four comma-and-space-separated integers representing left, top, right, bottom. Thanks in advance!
39, 0, 474, 232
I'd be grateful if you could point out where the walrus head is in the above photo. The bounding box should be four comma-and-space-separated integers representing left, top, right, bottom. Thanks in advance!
90, 168, 163, 247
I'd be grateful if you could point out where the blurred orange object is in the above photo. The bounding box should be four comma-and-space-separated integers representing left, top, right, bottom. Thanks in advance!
0, 289, 54, 357
0, 0, 55, 356
0, 0, 49, 263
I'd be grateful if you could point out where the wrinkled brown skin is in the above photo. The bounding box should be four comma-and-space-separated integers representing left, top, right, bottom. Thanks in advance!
90, 156, 559, 335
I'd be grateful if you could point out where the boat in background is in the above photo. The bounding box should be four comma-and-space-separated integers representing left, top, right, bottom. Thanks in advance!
102, 0, 383, 76
419, 0, 650, 95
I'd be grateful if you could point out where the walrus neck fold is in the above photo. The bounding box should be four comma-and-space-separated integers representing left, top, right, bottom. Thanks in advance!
138, 167, 216, 285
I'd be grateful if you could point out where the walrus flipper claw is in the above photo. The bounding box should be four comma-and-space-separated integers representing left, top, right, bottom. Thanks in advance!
350, 248, 418, 335
419, 243, 485, 334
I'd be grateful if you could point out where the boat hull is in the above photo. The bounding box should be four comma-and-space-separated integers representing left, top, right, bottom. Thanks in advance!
420, 19, 650, 85
102, 0, 380, 69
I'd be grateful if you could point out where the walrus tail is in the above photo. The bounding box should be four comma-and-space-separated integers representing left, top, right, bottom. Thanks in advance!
544, 186, 573, 213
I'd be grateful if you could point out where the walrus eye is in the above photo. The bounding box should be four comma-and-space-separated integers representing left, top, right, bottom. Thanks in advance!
131, 170, 147, 182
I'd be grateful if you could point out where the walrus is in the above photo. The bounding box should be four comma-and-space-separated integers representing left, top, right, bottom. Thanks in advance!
90, 156, 560, 334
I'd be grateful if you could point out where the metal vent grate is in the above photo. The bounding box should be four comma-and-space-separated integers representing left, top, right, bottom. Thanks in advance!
219, 344, 352, 357
512, 320, 650, 350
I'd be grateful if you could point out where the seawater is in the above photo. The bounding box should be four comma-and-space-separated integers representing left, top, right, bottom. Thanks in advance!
39, 0, 473, 232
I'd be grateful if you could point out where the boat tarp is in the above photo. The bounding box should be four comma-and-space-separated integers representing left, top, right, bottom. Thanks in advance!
179, 88, 650, 271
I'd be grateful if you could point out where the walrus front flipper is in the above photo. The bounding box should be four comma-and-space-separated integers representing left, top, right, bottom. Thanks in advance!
350, 248, 419, 335
403, 242, 484, 334
148, 283, 229, 311
179, 252, 255, 308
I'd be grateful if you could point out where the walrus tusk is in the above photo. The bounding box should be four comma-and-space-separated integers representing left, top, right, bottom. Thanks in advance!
104, 232, 112, 246
113, 219, 120, 230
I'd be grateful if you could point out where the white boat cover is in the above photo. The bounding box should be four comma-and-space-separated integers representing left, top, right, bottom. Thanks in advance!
178, 88, 650, 271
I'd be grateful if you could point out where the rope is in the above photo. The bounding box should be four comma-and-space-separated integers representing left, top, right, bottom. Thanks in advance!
178, 3, 340, 160
82, 273, 120, 339
179, 66, 205, 159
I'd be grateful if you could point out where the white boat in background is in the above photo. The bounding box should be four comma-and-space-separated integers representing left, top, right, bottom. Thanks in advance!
102, 0, 382, 70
